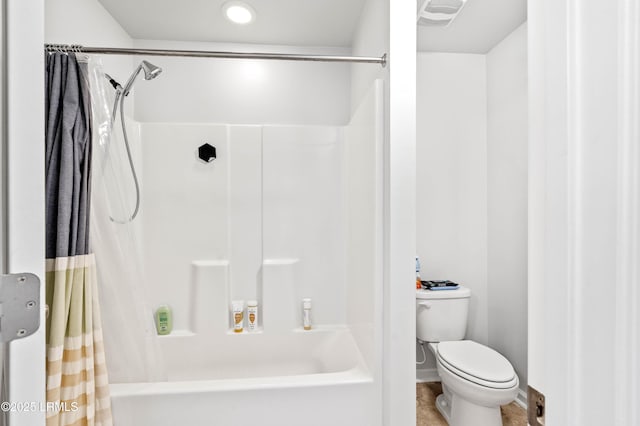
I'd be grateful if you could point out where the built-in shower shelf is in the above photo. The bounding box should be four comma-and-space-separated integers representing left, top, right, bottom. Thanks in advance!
292, 325, 348, 333
226, 328, 264, 335
158, 330, 195, 338
263, 258, 299, 265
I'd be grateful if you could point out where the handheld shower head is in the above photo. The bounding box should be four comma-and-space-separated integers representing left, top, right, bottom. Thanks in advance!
141, 60, 162, 80
122, 60, 163, 96
108, 60, 163, 223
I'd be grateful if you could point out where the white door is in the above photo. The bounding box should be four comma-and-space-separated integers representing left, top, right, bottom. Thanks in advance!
528, 0, 640, 425
2, 1, 46, 425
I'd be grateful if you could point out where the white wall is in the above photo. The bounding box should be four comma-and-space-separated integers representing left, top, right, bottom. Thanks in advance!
44, 0, 134, 84
486, 23, 528, 393
132, 39, 351, 125
350, 0, 388, 115
416, 53, 488, 376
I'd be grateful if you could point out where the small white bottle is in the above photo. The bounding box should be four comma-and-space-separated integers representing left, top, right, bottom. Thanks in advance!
247, 300, 258, 331
232, 300, 244, 333
302, 298, 312, 330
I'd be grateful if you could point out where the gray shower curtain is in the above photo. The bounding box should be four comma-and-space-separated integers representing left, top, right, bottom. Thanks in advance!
45, 51, 112, 426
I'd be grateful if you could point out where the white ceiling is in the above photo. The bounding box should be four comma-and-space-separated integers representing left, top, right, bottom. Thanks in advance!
97, 0, 525, 52
417, 0, 527, 53
97, 0, 367, 47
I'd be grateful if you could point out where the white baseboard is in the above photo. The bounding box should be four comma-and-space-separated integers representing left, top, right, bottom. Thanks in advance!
515, 388, 527, 409
416, 368, 440, 383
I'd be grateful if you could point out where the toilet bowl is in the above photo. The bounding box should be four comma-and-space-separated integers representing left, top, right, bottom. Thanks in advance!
428, 341, 519, 426
417, 287, 519, 426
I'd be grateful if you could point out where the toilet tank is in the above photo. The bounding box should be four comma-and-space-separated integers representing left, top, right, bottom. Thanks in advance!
416, 286, 470, 342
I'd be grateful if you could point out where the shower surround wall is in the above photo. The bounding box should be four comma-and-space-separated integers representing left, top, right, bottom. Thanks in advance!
126, 38, 355, 334
106, 41, 382, 426
108, 81, 384, 426
141, 123, 347, 331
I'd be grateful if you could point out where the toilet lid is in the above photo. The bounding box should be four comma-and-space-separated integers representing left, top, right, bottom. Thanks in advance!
436, 341, 517, 388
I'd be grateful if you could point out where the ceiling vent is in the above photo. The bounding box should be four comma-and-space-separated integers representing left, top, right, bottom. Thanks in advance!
417, 0, 468, 27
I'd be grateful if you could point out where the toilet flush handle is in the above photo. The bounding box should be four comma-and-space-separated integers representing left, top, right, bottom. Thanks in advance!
418, 301, 432, 309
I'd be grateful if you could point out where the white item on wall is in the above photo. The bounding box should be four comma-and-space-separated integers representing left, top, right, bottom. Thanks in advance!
232, 300, 244, 333
302, 298, 312, 330
247, 300, 258, 331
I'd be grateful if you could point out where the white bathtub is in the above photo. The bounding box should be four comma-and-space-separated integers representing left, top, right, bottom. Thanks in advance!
109, 327, 378, 426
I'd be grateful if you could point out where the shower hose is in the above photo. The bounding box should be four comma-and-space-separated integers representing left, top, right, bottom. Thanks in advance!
108, 84, 141, 224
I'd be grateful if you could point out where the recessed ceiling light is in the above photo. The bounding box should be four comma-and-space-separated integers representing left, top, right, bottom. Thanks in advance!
222, 1, 256, 25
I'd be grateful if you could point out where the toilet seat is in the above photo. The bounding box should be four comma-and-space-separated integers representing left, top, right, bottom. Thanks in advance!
436, 340, 517, 390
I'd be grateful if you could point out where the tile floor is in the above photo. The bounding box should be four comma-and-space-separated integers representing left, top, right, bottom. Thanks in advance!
417, 382, 527, 426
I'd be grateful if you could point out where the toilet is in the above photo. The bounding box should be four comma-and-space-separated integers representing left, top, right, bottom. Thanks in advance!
416, 287, 519, 426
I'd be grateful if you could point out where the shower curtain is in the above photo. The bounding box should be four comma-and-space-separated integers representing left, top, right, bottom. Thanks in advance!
83, 57, 166, 384
45, 52, 112, 426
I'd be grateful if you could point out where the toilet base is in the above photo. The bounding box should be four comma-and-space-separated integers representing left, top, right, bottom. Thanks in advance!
435, 394, 452, 423
436, 390, 503, 426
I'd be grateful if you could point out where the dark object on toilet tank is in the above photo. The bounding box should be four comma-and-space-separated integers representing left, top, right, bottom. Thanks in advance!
198, 143, 216, 162
421, 280, 459, 290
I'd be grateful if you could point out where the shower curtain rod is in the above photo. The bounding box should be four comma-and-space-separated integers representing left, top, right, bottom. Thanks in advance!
44, 44, 387, 67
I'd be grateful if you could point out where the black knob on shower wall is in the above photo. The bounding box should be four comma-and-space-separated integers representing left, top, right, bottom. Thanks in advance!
198, 143, 216, 163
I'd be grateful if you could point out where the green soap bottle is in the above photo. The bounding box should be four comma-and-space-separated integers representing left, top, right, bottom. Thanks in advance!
155, 305, 172, 335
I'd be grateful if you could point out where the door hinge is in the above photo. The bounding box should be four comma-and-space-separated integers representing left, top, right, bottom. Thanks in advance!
0, 273, 40, 342
528, 385, 546, 426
